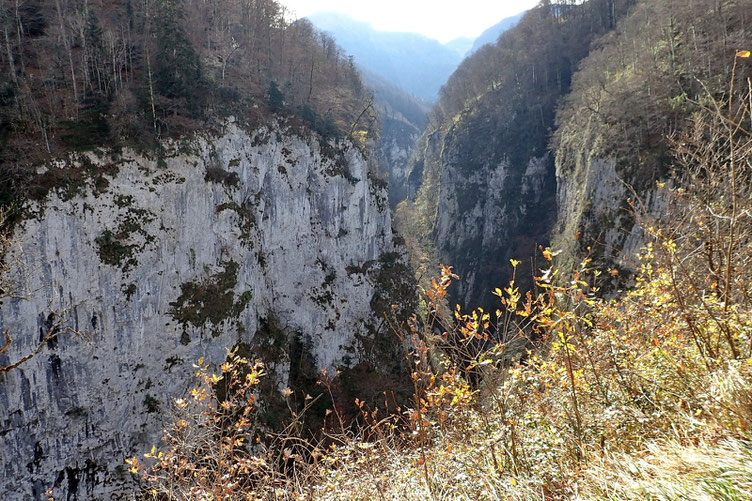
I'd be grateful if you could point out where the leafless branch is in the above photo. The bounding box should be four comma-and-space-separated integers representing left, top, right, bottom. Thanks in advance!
0, 324, 76, 375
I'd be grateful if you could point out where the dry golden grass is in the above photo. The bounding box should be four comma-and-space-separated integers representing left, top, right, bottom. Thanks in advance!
577, 438, 752, 500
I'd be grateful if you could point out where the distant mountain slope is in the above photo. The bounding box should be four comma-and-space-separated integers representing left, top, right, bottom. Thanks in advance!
469, 11, 525, 53
359, 69, 430, 131
445, 37, 475, 58
307, 12, 462, 101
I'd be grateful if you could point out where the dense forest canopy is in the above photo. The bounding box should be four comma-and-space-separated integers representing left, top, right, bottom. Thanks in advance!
554, 0, 752, 186
434, 0, 635, 127
0, 0, 375, 171
548, 0, 752, 271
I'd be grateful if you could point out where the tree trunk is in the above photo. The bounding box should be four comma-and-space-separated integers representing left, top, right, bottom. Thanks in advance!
146, 45, 157, 136
13, 0, 24, 74
307, 56, 314, 102
54, 0, 79, 107
2, 2, 17, 85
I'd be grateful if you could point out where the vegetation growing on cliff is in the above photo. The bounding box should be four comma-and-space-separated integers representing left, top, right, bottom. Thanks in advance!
398, 0, 752, 309
551, 0, 752, 273
0, 0, 377, 212
95, 199, 156, 272
168, 260, 252, 337
3, 0, 751, 498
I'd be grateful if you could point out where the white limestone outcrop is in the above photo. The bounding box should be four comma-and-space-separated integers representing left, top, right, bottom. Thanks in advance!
0, 121, 396, 499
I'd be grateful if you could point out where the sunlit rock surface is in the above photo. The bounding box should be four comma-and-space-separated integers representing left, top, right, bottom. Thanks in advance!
0, 121, 398, 499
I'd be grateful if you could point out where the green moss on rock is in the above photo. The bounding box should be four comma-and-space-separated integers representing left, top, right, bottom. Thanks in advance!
168, 261, 252, 336
96, 230, 137, 270
216, 202, 256, 246
94, 202, 156, 273
205, 167, 240, 188
143, 394, 161, 413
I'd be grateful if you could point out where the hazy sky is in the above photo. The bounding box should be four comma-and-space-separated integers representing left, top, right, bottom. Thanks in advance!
282, 1, 540, 43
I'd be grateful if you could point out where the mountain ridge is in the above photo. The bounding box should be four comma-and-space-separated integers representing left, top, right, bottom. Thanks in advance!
307, 12, 462, 101
469, 10, 525, 54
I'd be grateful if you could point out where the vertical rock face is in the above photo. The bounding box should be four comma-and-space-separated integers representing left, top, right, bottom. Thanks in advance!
408, 106, 558, 311
434, 149, 556, 310
377, 117, 422, 208
552, 154, 666, 280
0, 122, 402, 499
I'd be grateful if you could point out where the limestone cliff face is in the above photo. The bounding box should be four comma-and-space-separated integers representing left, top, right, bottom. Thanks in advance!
376, 116, 421, 208
406, 106, 557, 311
0, 121, 401, 499
435, 150, 555, 309
552, 153, 666, 281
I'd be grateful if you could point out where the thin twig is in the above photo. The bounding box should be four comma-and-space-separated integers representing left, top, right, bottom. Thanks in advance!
0, 326, 71, 375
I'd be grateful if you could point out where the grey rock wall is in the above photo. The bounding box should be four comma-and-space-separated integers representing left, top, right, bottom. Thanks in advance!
552, 153, 668, 285
434, 148, 556, 310
377, 117, 421, 208
0, 121, 397, 499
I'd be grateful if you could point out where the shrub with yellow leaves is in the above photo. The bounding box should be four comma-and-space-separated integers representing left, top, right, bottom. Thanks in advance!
126, 349, 325, 499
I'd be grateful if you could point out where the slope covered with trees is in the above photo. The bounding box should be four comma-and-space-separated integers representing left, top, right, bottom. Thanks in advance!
398, 0, 637, 310
361, 69, 430, 207
0, 0, 376, 198
399, 0, 752, 310
552, 0, 752, 276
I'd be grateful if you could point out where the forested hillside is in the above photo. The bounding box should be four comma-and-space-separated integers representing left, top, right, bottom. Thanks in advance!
399, 0, 752, 309
399, 0, 637, 310
361, 69, 430, 206
552, 0, 752, 274
0, 0, 375, 184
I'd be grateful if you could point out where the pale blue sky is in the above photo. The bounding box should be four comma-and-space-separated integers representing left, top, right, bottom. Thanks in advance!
282, 0, 540, 43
